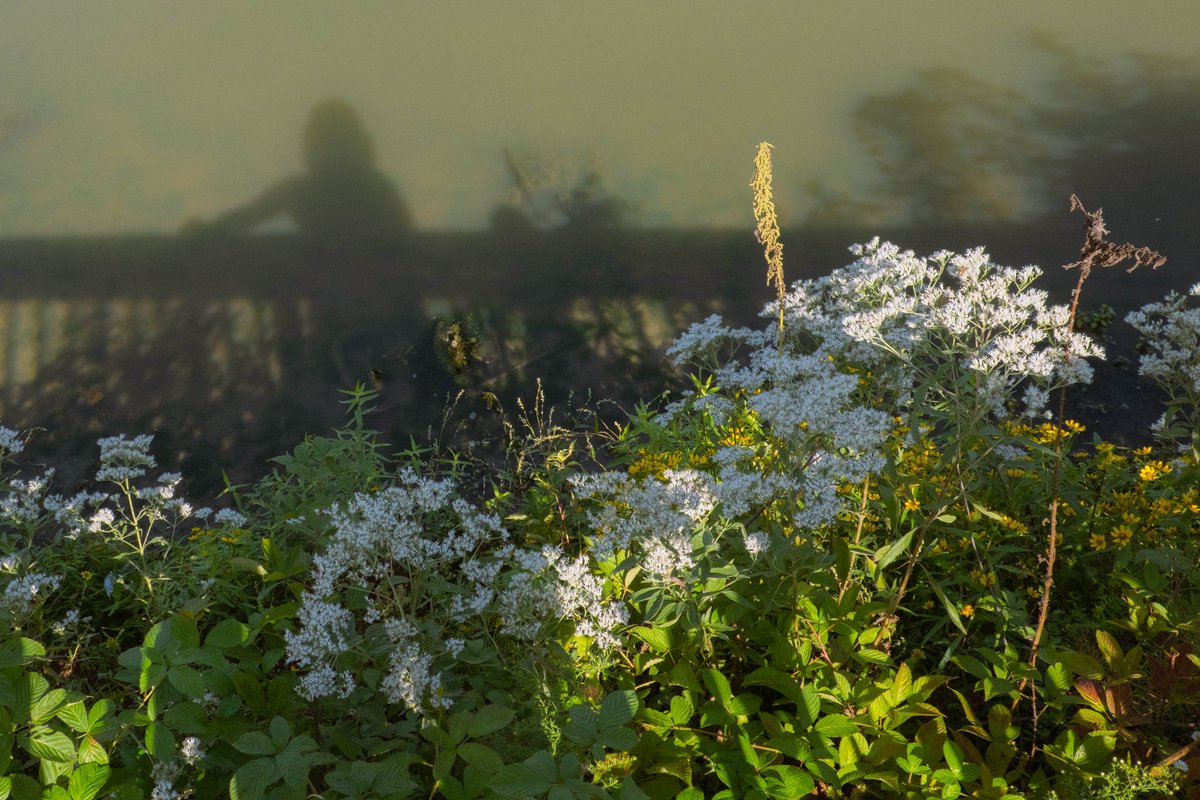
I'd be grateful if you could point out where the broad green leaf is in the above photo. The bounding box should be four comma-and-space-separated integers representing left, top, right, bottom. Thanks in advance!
204, 619, 250, 649
234, 731, 277, 756
814, 715, 858, 738
701, 669, 734, 707
163, 702, 207, 734
457, 742, 504, 771
763, 764, 815, 799
57, 701, 90, 734
30, 687, 68, 725
166, 665, 206, 697
467, 704, 513, 738
629, 625, 672, 653
230, 757, 277, 800
796, 684, 821, 729
493, 751, 556, 797
269, 716, 291, 749
744, 667, 804, 705
1094, 630, 1122, 666
0, 638, 44, 670
1046, 662, 1071, 692
670, 693, 694, 725
24, 730, 76, 762
599, 690, 638, 728
145, 722, 175, 761
67, 762, 110, 800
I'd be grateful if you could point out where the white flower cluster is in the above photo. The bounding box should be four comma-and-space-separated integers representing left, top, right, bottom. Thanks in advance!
95, 434, 157, 482
0, 425, 25, 456
1, 571, 62, 617
286, 467, 628, 716
571, 468, 717, 576
780, 240, 1103, 417
0, 470, 54, 525
1126, 283, 1200, 417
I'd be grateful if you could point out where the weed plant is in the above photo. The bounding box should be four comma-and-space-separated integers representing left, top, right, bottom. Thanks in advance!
1, 157, 1198, 799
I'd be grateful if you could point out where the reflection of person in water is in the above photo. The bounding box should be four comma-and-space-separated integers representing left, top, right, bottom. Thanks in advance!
191, 98, 411, 242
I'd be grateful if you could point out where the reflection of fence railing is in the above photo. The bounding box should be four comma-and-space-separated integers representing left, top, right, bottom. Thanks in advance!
0, 225, 1189, 490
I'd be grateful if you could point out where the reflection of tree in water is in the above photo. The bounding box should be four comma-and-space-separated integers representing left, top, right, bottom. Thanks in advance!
189, 98, 412, 242
806, 36, 1200, 227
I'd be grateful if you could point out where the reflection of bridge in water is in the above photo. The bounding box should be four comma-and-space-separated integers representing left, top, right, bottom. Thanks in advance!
0, 223, 1190, 492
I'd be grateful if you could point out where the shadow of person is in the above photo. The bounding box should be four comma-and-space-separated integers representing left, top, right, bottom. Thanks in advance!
185, 98, 412, 245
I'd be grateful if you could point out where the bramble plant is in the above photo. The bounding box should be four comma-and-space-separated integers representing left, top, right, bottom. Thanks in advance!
0, 149, 1198, 799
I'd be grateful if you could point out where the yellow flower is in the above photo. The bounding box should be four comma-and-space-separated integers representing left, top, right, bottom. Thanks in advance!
80, 570, 93, 581
1110, 525, 1134, 547
1064, 419, 1086, 434
1138, 461, 1172, 482
903, 498, 921, 512
922, 600, 935, 610
1132, 446, 1152, 456
961, 604, 975, 618
1089, 532, 1106, 550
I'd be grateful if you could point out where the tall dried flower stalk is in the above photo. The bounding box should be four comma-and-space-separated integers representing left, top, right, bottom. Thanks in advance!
752, 142, 786, 340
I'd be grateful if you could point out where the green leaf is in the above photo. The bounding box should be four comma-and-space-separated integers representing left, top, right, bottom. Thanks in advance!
30, 687, 68, 725
744, 667, 804, 705
1046, 662, 1071, 692
234, 731, 277, 756
813, 715, 858, 738
0, 638, 44, 670
875, 531, 915, 570
629, 625, 672, 653
1094, 630, 1122, 666
67, 762, 110, 800
797, 684, 821, 729
167, 665, 206, 697
467, 704, 513, 737
669, 693, 694, 725
457, 742, 504, 771
493, 751, 557, 797
269, 715, 291, 749
230, 757, 277, 800
599, 690, 638, 728
145, 722, 175, 761
57, 701, 90, 733
943, 741, 964, 778
701, 669, 734, 708
163, 701, 208, 734
924, 570, 967, 635
763, 764, 815, 799
24, 730, 76, 762
205, 619, 250, 649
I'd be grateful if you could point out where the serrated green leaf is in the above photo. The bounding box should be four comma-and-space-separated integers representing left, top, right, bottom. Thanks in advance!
67, 762, 110, 800
457, 742, 504, 771
205, 619, 250, 649
596, 727, 639, 752
234, 731, 277, 756
813, 714, 858, 738
30, 687, 67, 725
1094, 630, 1122, 665
167, 665, 206, 697
269, 715, 290, 749
875, 531, 914, 570
763, 762, 811, 800
467, 704, 513, 737
230, 757, 276, 800
145, 722, 175, 761
797, 683, 821, 729
24, 730, 76, 762
57, 701, 90, 733
0, 638, 44, 670
669, 693, 694, 725
599, 690, 638, 728
701, 669, 733, 707
629, 625, 672, 653
163, 701, 207, 734
493, 751, 556, 797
